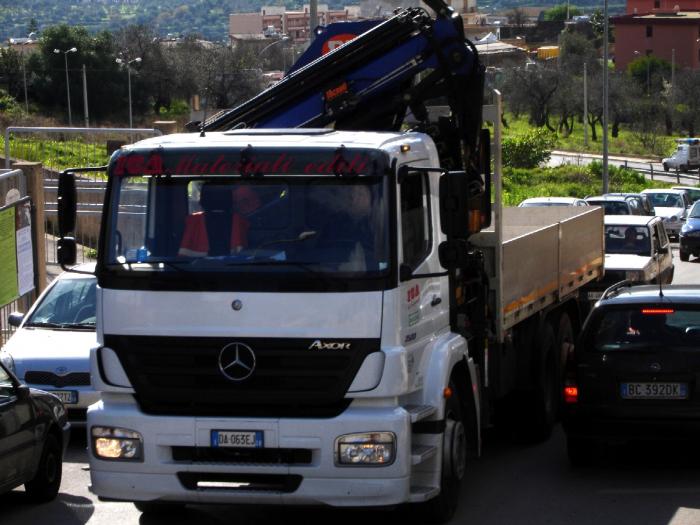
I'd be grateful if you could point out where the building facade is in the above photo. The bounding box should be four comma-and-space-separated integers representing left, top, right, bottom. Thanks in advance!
614, 10, 700, 70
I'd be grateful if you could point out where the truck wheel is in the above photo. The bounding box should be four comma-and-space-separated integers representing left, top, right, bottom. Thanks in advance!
516, 323, 557, 443
663, 163, 669, 172
681, 164, 688, 173
567, 436, 594, 467
419, 380, 466, 524
134, 501, 186, 514
680, 251, 689, 262
24, 434, 62, 503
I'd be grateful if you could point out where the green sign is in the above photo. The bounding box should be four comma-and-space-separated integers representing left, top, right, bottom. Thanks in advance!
0, 207, 18, 307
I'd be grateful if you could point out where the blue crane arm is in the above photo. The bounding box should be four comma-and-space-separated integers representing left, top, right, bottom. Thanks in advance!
196, 0, 484, 175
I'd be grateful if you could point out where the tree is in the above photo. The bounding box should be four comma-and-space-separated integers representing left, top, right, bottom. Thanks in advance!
543, 4, 582, 21
502, 65, 559, 130
508, 7, 528, 28
27, 18, 39, 36
627, 55, 671, 96
672, 69, 700, 137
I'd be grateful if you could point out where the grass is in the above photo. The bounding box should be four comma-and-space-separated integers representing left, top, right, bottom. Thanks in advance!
499, 113, 678, 159
502, 162, 672, 207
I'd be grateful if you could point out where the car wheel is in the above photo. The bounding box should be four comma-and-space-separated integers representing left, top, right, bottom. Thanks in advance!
417, 380, 466, 524
680, 251, 690, 262
663, 163, 669, 172
24, 434, 62, 503
567, 436, 595, 467
134, 501, 186, 514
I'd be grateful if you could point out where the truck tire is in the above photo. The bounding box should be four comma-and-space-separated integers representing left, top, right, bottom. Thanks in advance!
567, 436, 594, 467
24, 434, 62, 503
663, 163, 669, 172
680, 164, 688, 173
680, 251, 689, 262
418, 380, 466, 524
515, 323, 557, 443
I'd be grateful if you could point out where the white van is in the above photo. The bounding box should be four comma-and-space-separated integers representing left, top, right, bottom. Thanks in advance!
663, 138, 700, 172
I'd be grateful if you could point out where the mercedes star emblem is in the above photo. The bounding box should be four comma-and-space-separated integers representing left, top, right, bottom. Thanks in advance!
650, 362, 662, 372
232, 300, 243, 311
218, 342, 256, 381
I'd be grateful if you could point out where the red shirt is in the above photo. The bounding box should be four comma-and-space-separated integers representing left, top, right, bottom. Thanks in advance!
178, 212, 249, 257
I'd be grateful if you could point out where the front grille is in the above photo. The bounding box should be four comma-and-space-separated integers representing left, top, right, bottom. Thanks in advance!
104, 335, 379, 418
172, 446, 312, 465
24, 371, 91, 387
177, 472, 302, 492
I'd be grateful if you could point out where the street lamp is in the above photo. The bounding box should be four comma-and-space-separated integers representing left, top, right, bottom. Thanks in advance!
260, 36, 290, 70
53, 47, 77, 126
633, 50, 650, 95
116, 57, 142, 128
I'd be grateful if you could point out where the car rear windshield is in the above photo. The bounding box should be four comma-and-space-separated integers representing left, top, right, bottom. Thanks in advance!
586, 305, 700, 351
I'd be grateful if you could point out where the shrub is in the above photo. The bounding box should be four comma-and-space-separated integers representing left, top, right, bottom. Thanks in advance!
502, 128, 557, 168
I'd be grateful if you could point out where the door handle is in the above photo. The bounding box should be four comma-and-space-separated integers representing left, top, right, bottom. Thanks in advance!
431, 296, 442, 307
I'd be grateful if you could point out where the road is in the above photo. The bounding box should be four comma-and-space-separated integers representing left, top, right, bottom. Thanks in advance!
548, 151, 700, 187
3, 247, 700, 525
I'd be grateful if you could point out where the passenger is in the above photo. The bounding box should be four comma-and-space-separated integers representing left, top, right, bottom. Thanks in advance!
621, 227, 639, 253
178, 183, 249, 257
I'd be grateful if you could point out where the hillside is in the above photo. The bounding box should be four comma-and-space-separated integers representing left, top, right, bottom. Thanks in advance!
1, 0, 344, 42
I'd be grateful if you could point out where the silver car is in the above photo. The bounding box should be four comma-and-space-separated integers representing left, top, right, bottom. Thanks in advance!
0, 263, 98, 426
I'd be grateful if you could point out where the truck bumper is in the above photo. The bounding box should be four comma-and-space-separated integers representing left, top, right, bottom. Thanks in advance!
87, 398, 415, 507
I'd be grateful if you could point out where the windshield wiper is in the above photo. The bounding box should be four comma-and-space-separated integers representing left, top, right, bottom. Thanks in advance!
25, 321, 94, 329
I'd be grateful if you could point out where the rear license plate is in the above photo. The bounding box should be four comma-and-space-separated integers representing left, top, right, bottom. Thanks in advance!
211, 430, 264, 448
587, 291, 603, 301
620, 382, 688, 399
50, 390, 78, 404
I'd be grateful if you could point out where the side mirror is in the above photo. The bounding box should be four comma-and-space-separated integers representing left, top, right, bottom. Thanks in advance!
8, 312, 24, 327
57, 237, 77, 267
438, 240, 471, 270
57, 172, 77, 236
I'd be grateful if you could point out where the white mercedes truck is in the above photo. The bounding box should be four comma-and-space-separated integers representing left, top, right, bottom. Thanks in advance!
54, 1, 604, 520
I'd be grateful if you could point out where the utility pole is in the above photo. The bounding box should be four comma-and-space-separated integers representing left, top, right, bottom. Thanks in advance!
82, 64, 89, 128
671, 48, 675, 132
602, 0, 609, 193
309, 0, 318, 40
21, 48, 28, 113
583, 62, 588, 147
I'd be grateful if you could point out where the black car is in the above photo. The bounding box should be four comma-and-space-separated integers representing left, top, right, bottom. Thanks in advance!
563, 283, 700, 466
679, 200, 700, 261
0, 360, 70, 501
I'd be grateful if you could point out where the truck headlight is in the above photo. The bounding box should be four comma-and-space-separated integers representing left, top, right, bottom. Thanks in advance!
0, 351, 15, 374
625, 270, 644, 281
92, 426, 143, 461
335, 432, 395, 466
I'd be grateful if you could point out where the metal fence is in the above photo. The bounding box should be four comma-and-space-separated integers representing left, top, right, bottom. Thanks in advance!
0, 172, 36, 347
4, 127, 161, 266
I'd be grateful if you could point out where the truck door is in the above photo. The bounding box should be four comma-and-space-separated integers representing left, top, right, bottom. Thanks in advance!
398, 170, 448, 385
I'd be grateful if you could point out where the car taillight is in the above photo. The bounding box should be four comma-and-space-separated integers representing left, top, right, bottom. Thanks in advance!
564, 386, 579, 404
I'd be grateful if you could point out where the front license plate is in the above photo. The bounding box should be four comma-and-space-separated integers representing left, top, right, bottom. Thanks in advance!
50, 390, 78, 404
621, 382, 688, 400
211, 430, 264, 448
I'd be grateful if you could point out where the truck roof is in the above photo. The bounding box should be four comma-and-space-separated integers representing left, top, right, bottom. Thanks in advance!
122, 129, 435, 158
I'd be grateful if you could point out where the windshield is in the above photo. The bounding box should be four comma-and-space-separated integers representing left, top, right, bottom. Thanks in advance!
102, 148, 392, 292
26, 278, 96, 329
586, 306, 700, 352
604, 225, 651, 256
646, 193, 683, 208
588, 200, 629, 215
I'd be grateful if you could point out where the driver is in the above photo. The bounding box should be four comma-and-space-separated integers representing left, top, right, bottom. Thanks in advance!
178, 183, 250, 257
